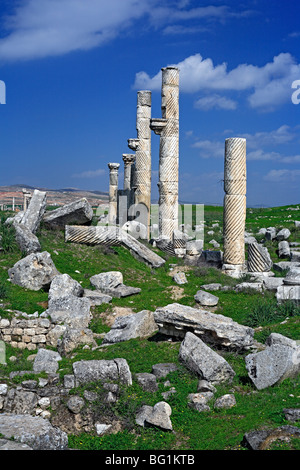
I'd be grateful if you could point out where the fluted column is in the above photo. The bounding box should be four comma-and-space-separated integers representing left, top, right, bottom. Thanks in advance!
108, 163, 120, 225
223, 138, 246, 267
122, 154, 135, 190
151, 66, 179, 241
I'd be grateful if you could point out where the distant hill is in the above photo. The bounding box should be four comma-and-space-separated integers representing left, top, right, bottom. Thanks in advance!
0, 184, 109, 209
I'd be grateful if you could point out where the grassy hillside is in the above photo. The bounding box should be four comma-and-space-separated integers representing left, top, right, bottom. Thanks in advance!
0, 204, 299, 450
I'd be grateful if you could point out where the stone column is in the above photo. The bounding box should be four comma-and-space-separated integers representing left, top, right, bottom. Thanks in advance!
223, 138, 247, 273
122, 154, 135, 190
151, 66, 179, 242
108, 163, 120, 225
22, 188, 31, 211
128, 90, 152, 238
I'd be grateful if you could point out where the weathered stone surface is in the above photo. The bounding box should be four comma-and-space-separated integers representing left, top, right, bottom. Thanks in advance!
48, 273, 84, 301
90, 271, 123, 291
276, 285, 300, 304
154, 303, 254, 349
0, 438, 33, 450
135, 373, 158, 392
121, 231, 166, 268
151, 363, 178, 379
263, 277, 284, 291
44, 198, 93, 228
144, 401, 172, 431
187, 392, 213, 412
283, 267, 300, 285
14, 223, 41, 254
67, 395, 85, 414
276, 228, 291, 241
33, 348, 62, 374
179, 332, 236, 384
73, 358, 132, 387
194, 290, 219, 306
0, 413, 68, 450
278, 240, 290, 258
135, 405, 153, 427
58, 327, 97, 355
46, 295, 91, 329
283, 408, 300, 422
243, 426, 300, 450
265, 227, 276, 240
213, 394, 236, 409
102, 310, 157, 345
245, 334, 300, 390
273, 261, 300, 272
82, 289, 112, 305
247, 242, 273, 272
291, 251, 300, 262
235, 281, 263, 292
173, 272, 188, 285
20, 189, 47, 234
8, 251, 59, 291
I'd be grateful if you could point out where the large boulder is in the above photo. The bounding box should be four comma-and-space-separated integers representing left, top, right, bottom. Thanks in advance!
8, 251, 59, 291
90, 271, 141, 298
102, 310, 158, 345
48, 273, 84, 301
245, 333, 300, 390
33, 348, 62, 374
179, 332, 236, 384
154, 303, 254, 350
43, 198, 93, 228
20, 189, 47, 234
14, 223, 41, 254
72, 358, 132, 387
46, 295, 92, 329
0, 414, 68, 450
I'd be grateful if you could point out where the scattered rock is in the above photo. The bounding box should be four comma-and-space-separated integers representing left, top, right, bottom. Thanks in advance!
14, 223, 41, 254
194, 290, 219, 306
242, 425, 300, 450
33, 348, 62, 374
151, 363, 178, 379
48, 273, 84, 301
135, 373, 158, 392
102, 310, 157, 345
283, 408, 300, 422
245, 333, 300, 390
173, 272, 188, 285
144, 401, 173, 431
43, 198, 93, 228
276, 228, 291, 241
214, 394, 236, 409
154, 303, 254, 350
187, 392, 213, 412
278, 240, 290, 258
0, 413, 68, 450
90, 271, 141, 298
179, 331, 236, 385
20, 190, 47, 234
72, 358, 132, 387
8, 251, 59, 291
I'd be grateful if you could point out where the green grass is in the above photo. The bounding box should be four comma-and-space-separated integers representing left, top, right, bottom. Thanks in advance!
0, 204, 299, 451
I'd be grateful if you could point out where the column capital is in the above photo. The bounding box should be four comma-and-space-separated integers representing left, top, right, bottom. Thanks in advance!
108, 163, 120, 171
122, 154, 136, 165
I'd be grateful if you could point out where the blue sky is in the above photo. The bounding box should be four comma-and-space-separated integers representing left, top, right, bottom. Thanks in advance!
0, 0, 299, 207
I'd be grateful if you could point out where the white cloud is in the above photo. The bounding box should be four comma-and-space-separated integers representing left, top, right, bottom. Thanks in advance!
192, 125, 300, 162
264, 169, 300, 182
134, 52, 300, 111
0, 1, 255, 62
72, 168, 105, 178
0, 0, 152, 61
194, 93, 237, 110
